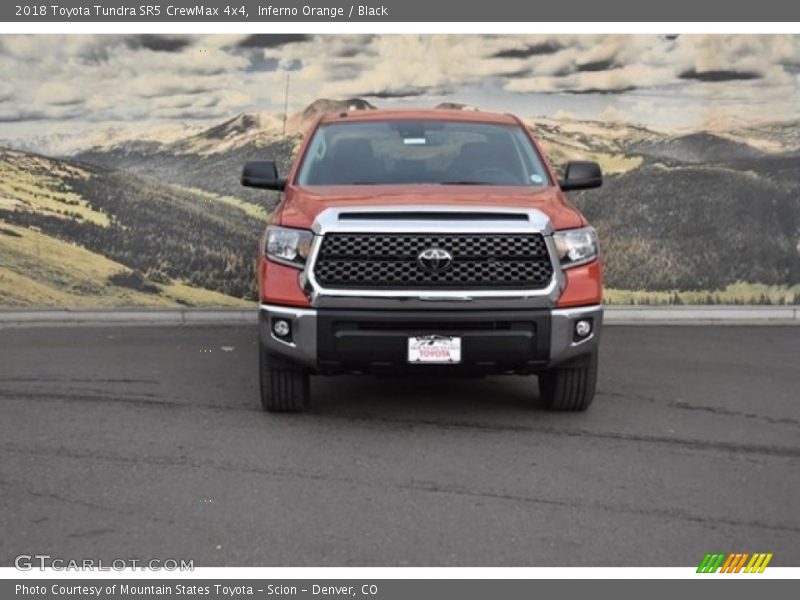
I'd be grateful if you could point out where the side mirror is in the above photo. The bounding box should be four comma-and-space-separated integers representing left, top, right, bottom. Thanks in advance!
241, 161, 285, 191
559, 161, 603, 191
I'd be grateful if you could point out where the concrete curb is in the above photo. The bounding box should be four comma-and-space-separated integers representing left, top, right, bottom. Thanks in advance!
605, 305, 800, 325
0, 309, 256, 327
0, 306, 798, 327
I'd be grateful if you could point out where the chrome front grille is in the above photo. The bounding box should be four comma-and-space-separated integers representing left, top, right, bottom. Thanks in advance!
313, 233, 553, 290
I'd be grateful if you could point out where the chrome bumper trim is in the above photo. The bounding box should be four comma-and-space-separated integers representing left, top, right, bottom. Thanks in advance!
549, 304, 604, 365
258, 304, 318, 369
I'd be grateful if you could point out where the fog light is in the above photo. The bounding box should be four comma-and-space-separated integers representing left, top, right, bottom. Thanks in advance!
273, 319, 291, 338
575, 319, 592, 338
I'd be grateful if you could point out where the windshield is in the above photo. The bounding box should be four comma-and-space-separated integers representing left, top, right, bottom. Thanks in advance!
296, 119, 550, 186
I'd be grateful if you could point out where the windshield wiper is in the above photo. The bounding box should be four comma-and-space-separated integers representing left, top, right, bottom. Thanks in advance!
330, 181, 496, 186
439, 180, 495, 186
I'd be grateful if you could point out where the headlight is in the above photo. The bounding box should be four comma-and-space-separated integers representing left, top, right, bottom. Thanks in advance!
264, 226, 313, 268
553, 226, 598, 269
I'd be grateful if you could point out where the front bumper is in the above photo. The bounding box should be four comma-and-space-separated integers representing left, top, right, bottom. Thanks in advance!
259, 303, 602, 374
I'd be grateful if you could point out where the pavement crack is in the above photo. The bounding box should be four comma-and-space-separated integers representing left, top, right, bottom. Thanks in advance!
1, 478, 180, 527
3, 388, 798, 458
21, 488, 120, 513
669, 400, 800, 427
0, 388, 255, 413
3, 442, 798, 536
0, 376, 157, 384
600, 389, 800, 429
312, 412, 800, 459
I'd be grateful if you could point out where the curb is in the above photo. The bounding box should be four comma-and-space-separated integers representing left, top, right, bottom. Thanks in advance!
0, 306, 798, 327
604, 306, 800, 325
0, 309, 256, 327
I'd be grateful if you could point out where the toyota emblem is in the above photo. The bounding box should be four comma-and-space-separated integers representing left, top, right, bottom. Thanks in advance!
417, 247, 453, 273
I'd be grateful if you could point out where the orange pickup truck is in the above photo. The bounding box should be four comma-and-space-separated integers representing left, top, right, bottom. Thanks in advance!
242, 109, 603, 412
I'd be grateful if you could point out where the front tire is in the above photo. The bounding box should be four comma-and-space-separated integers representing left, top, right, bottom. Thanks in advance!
538, 351, 598, 411
258, 347, 310, 412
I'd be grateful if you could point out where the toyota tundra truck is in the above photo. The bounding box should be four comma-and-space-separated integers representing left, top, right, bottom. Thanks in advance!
241, 109, 604, 412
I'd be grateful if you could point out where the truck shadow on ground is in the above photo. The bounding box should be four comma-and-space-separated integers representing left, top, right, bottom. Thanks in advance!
303, 373, 554, 416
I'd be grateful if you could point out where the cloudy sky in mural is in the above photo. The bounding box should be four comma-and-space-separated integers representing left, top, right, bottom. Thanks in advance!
1, 34, 799, 135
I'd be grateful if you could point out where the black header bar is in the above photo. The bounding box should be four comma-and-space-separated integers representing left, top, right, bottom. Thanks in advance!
4, 0, 800, 22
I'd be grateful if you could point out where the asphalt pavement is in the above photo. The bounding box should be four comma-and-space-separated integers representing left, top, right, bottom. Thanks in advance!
0, 325, 798, 566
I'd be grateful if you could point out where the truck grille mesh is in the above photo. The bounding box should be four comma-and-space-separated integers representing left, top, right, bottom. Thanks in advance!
313, 233, 553, 289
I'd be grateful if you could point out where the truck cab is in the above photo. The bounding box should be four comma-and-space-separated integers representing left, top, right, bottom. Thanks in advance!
242, 109, 603, 412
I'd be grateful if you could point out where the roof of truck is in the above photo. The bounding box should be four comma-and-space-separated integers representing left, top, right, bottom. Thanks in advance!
318, 108, 520, 125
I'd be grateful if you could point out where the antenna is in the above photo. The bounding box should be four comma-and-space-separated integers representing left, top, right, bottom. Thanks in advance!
282, 70, 290, 138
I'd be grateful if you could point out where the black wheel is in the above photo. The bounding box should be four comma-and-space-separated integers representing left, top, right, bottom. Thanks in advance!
258, 346, 310, 412
538, 350, 598, 411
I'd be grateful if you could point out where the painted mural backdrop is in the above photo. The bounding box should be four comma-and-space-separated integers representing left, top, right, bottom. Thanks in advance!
1, 34, 798, 306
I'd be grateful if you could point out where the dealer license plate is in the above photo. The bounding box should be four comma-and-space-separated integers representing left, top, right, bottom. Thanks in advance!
408, 336, 462, 364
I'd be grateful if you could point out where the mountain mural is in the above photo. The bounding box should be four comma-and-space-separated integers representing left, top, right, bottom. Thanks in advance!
1, 98, 799, 307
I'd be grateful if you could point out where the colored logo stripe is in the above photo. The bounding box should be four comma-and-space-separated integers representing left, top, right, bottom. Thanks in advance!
719, 553, 750, 573
697, 553, 726, 573
719, 554, 736, 573
745, 553, 773, 573
697, 553, 773, 573
733, 553, 750, 573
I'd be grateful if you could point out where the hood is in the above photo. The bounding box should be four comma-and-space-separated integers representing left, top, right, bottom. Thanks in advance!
277, 185, 586, 231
